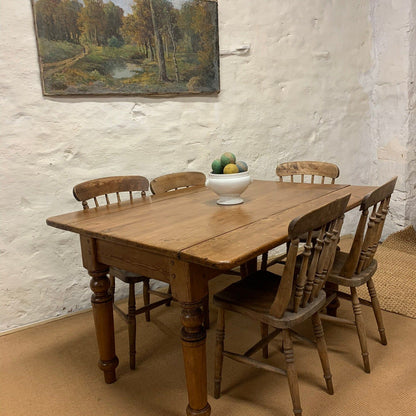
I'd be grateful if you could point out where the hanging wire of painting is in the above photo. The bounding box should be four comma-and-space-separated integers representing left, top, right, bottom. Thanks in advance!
31, 0, 220, 96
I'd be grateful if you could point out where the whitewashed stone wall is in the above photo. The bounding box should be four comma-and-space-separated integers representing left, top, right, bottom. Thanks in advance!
0, 0, 414, 332
408, 0, 416, 227
369, 0, 415, 235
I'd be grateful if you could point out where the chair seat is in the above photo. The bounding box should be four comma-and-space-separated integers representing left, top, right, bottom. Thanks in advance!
110, 266, 148, 284
213, 270, 327, 329
328, 251, 378, 287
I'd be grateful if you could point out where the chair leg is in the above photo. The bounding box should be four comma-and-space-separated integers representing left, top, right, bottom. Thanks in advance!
166, 284, 172, 307
143, 279, 150, 322
261, 252, 268, 271
324, 281, 340, 317
350, 287, 370, 373
367, 278, 387, 345
109, 274, 115, 300
260, 323, 269, 358
311, 313, 334, 394
214, 308, 225, 399
240, 262, 248, 279
282, 329, 302, 416
128, 282, 137, 370
203, 295, 210, 329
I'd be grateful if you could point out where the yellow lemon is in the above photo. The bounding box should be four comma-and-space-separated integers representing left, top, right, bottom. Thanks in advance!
223, 163, 239, 174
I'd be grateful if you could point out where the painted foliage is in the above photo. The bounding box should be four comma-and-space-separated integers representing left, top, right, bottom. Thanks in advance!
31, 0, 219, 96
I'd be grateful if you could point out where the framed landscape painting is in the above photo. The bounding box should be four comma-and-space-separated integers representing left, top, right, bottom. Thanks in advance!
31, 0, 219, 96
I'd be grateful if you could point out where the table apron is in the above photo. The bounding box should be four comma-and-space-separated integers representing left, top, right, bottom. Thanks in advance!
93, 238, 223, 290
95, 239, 172, 283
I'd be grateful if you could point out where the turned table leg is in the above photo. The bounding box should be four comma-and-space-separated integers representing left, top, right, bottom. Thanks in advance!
89, 268, 119, 384
81, 236, 118, 384
170, 259, 216, 416
180, 301, 211, 416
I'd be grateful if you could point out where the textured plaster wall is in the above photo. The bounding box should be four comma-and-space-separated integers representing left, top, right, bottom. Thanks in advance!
0, 0, 413, 332
408, 0, 416, 227
369, 0, 415, 235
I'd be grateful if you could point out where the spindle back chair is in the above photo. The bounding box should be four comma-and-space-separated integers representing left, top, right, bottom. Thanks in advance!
213, 194, 350, 416
73, 176, 149, 209
262, 161, 340, 270
73, 175, 172, 370
323, 177, 397, 373
275, 161, 340, 184
150, 171, 206, 195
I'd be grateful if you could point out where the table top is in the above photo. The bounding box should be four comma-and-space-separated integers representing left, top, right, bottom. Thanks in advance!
46, 180, 374, 270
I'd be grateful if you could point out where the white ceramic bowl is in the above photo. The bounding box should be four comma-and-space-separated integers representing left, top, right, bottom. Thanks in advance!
206, 171, 252, 205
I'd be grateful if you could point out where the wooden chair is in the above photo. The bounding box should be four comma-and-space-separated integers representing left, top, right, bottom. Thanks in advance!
150, 171, 238, 329
213, 194, 350, 416
322, 177, 397, 373
261, 161, 340, 271
73, 176, 173, 370
274, 161, 340, 184
149, 171, 206, 194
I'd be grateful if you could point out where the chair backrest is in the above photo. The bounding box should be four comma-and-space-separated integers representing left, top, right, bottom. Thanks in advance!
339, 177, 398, 277
150, 171, 206, 195
276, 161, 340, 184
269, 194, 350, 318
73, 176, 149, 209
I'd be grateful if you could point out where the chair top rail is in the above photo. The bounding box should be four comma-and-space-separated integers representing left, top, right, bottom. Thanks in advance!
73, 175, 149, 209
150, 171, 206, 195
276, 161, 340, 183
360, 176, 397, 211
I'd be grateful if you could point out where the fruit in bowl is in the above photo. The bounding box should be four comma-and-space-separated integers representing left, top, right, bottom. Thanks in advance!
223, 163, 239, 174
236, 161, 248, 172
220, 152, 236, 168
211, 152, 249, 175
207, 152, 252, 205
211, 159, 222, 174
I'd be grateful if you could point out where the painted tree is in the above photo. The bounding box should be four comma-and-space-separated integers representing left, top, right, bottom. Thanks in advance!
122, 0, 155, 59
178, 0, 199, 52
78, 0, 106, 46
161, 5, 181, 82
34, 0, 82, 43
56, 0, 82, 42
34, 0, 61, 40
148, 0, 168, 81
103, 1, 124, 43
178, 0, 218, 87
123, 0, 174, 82
191, 1, 218, 84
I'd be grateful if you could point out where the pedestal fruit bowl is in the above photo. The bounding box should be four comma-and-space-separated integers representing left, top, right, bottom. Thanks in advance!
207, 152, 251, 205
206, 170, 252, 205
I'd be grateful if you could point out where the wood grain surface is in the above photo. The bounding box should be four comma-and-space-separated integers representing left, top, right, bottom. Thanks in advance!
47, 181, 373, 270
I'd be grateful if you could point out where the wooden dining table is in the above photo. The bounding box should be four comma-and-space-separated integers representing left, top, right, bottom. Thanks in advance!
46, 179, 374, 416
